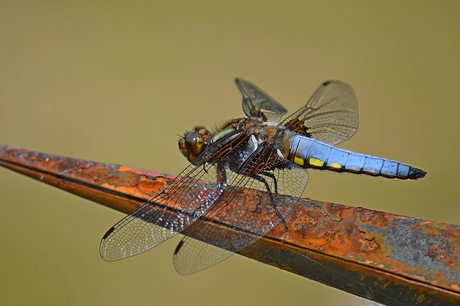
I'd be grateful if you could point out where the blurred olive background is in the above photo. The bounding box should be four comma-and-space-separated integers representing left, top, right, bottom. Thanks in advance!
1, 1, 459, 305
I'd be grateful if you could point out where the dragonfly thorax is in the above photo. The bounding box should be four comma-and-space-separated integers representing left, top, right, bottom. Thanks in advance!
178, 115, 287, 164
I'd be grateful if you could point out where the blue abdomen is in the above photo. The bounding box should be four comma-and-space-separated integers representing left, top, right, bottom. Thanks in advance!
286, 135, 426, 180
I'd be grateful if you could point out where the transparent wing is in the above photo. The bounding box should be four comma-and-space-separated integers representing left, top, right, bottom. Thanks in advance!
173, 150, 309, 275
99, 162, 224, 262
235, 78, 288, 122
281, 80, 359, 145
99, 131, 249, 262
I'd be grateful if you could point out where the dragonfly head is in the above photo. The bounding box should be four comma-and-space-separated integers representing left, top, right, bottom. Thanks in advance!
178, 127, 210, 163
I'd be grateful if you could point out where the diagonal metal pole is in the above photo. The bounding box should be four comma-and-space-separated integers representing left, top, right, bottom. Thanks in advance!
1, 145, 459, 306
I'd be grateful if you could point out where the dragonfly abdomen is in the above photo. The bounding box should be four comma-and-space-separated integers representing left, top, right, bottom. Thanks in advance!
287, 135, 426, 180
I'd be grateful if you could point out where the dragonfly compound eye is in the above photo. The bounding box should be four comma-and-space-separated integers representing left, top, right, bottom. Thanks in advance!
178, 127, 210, 162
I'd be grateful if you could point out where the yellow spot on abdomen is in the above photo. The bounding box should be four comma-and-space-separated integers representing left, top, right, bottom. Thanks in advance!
308, 157, 324, 167
293, 156, 304, 166
328, 162, 342, 169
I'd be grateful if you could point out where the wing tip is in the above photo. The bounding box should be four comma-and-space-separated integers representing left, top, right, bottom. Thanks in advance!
174, 240, 185, 255
102, 226, 116, 240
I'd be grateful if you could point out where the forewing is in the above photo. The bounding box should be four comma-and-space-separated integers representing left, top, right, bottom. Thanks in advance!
173, 155, 309, 275
100, 128, 251, 262
282, 80, 358, 145
235, 78, 288, 122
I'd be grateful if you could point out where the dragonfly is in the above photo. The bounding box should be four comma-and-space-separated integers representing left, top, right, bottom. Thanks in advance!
100, 78, 426, 275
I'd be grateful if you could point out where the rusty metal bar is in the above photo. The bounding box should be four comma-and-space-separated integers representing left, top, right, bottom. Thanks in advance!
1, 145, 459, 305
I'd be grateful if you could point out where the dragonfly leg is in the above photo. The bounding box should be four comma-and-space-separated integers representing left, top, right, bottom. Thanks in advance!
216, 162, 227, 189
259, 171, 278, 194
191, 162, 227, 218
252, 174, 286, 226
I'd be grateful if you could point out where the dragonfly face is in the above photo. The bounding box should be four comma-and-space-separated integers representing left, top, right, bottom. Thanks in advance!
178, 126, 211, 163
100, 78, 427, 275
